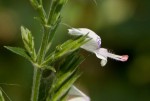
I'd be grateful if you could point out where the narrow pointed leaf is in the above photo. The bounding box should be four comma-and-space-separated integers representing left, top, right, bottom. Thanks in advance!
43, 35, 89, 66
52, 72, 81, 101
4, 46, 31, 61
0, 90, 5, 101
44, 66, 56, 72
54, 56, 84, 91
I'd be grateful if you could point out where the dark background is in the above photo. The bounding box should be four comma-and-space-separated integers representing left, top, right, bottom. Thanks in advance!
0, 0, 150, 101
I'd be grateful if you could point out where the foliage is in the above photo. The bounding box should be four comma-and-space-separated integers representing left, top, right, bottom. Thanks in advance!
4, 0, 88, 101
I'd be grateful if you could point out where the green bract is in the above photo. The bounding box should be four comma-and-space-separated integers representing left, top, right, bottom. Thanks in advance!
21, 26, 37, 62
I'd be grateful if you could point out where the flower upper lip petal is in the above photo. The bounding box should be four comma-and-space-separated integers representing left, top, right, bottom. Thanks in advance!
68, 28, 101, 49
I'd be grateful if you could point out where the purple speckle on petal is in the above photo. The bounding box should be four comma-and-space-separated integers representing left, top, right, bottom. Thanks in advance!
97, 38, 101, 48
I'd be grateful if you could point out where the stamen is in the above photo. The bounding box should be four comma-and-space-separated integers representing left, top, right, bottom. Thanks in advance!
107, 52, 128, 62
120, 55, 129, 61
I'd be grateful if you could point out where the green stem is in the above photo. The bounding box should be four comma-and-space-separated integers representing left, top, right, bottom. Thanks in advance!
31, 26, 50, 101
37, 27, 50, 64
31, 66, 42, 101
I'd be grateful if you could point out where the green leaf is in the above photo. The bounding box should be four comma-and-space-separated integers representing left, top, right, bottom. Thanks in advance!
52, 71, 81, 101
59, 89, 70, 101
46, 51, 84, 101
42, 35, 89, 66
48, 0, 68, 25
44, 65, 56, 72
54, 55, 84, 91
0, 89, 5, 101
30, 0, 39, 9
4, 46, 31, 61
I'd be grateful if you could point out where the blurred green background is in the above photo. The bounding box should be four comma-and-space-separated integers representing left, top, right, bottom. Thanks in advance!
0, 0, 150, 101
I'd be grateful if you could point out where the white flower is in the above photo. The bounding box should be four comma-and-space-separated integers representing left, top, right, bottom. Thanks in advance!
68, 28, 128, 66
68, 97, 88, 101
68, 86, 90, 101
